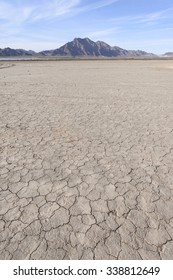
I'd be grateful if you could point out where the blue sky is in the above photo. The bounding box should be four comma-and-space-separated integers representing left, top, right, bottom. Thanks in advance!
0, 0, 173, 53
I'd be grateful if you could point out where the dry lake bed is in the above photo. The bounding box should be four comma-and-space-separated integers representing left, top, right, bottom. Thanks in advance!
0, 60, 173, 260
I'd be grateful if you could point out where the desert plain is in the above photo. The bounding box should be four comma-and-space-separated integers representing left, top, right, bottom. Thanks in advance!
0, 60, 173, 260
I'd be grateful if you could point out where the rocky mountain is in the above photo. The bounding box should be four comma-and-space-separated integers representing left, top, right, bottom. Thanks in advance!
0, 47, 36, 56
39, 37, 155, 57
0, 38, 155, 57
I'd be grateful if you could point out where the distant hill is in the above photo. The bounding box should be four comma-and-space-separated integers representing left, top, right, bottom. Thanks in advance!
0, 47, 36, 56
0, 38, 156, 57
163, 52, 173, 57
39, 37, 155, 57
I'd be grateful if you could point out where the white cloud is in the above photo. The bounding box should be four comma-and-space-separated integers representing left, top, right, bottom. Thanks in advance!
0, 1, 34, 24
31, 0, 81, 21
0, 0, 119, 24
76, 0, 119, 13
88, 27, 120, 38
0, 0, 78, 24
110, 7, 173, 25
137, 8, 173, 24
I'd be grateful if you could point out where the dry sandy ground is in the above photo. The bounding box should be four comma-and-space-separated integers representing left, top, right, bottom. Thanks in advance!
0, 60, 173, 260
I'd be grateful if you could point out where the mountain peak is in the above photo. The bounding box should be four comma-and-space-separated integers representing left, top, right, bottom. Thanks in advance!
72, 37, 95, 45
73, 37, 93, 41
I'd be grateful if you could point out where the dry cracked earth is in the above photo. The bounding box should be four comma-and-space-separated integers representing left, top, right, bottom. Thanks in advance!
0, 60, 173, 260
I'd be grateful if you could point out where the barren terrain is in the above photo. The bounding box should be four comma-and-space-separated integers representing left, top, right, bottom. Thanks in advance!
0, 60, 173, 259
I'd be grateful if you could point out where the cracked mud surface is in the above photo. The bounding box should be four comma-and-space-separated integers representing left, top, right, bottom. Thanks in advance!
0, 60, 173, 260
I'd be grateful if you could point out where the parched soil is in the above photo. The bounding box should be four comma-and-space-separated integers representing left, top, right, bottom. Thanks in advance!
0, 60, 173, 260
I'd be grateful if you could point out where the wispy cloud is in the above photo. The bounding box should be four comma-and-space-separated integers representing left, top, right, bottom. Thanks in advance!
0, 0, 80, 24
30, 0, 81, 21
76, 0, 119, 13
110, 7, 173, 25
0, 1, 33, 24
88, 27, 120, 38
31, 0, 119, 21
0, 0, 119, 24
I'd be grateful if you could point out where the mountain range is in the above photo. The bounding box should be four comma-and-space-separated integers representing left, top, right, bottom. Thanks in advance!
0, 48, 36, 56
0, 37, 170, 57
38, 38, 155, 57
163, 52, 173, 57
